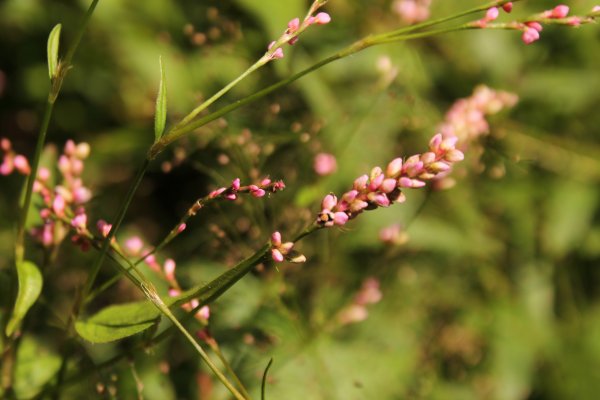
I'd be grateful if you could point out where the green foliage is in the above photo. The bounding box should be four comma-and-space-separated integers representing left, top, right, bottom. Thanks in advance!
46, 23, 61, 80
5, 260, 42, 336
154, 56, 167, 143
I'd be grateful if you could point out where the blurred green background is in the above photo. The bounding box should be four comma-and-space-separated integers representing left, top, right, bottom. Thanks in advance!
1, 0, 600, 399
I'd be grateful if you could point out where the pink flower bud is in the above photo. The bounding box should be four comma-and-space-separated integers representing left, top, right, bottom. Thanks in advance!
196, 305, 210, 321
522, 26, 540, 44
231, 178, 241, 191
64, 140, 76, 156
333, 211, 349, 225
271, 248, 284, 263
567, 16, 581, 26
420, 152, 436, 165
177, 223, 186, 233
429, 133, 443, 152
164, 259, 176, 281
313, 152, 337, 176
209, 187, 226, 198
551, 5, 569, 19
280, 242, 294, 253
502, 2, 513, 13
38, 167, 50, 181
273, 180, 286, 191
485, 7, 499, 22
125, 236, 144, 254
97, 219, 112, 237
380, 178, 397, 193
428, 161, 451, 173
314, 12, 331, 25
287, 18, 300, 33
350, 199, 369, 213
367, 192, 390, 207
52, 195, 66, 217
40, 208, 51, 219
444, 149, 465, 162
386, 157, 403, 177
321, 194, 338, 211
224, 193, 237, 201
268, 42, 284, 59
271, 231, 282, 246
526, 21, 543, 32
0, 138, 10, 151
593, 6, 600, 13
353, 174, 369, 190
369, 173, 385, 191
342, 190, 358, 203
168, 288, 180, 297
71, 213, 87, 230
260, 177, 271, 186
13, 155, 30, 175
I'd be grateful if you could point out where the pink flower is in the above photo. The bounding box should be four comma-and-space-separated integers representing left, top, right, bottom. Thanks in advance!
522, 26, 540, 44
314, 12, 331, 25
164, 259, 176, 282
551, 5, 569, 19
314, 152, 337, 175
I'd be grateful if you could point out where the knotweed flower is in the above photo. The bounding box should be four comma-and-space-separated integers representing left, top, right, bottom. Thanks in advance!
392, 0, 432, 24
264, 0, 331, 62
270, 231, 306, 263
316, 133, 464, 227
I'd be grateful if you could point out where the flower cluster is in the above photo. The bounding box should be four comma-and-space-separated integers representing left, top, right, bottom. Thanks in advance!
270, 231, 306, 263
391, 0, 432, 25
337, 278, 383, 325
0, 138, 31, 176
472, 3, 600, 45
265, 0, 331, 61
208, 177, 285, 202
316, 134, 464, 227
30, 140, 93, 248
438, 85, 518, 144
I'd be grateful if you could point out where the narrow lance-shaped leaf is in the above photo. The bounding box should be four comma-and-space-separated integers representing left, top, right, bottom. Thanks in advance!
75, 244, 269, 343
47, 24, 62, 79
6, 260, 43, 336
154, 56, 167, 143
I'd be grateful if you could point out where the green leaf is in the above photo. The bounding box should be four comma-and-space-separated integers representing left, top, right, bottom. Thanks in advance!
5, 260, 43, 336
154, 56, 167, 143
14, 335, 61, 399
76, 244, 269, 343
75, 300, 161, 343
47, 23, 62, 79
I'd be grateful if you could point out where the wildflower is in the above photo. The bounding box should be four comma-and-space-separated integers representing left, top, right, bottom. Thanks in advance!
314, 153, 337, 176
392, 0, 431, 24
270, 231, 306, 263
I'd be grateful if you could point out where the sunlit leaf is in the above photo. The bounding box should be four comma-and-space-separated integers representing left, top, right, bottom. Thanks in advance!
154, 56, 167, 143
47, 23, 62, 79
5, 260, 43, 337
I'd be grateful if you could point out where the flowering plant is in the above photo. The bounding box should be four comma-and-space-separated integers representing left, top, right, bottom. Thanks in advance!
1, 1, 599, 398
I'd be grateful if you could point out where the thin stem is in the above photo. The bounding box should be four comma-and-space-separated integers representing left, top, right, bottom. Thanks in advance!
141, 284, 248, 400
206, 338, 252, 400
173, 59, 267, 131
14, 101, 54, 264
148, 19, 482, 158
261, 358, 274, 400
78, 158, 150, 312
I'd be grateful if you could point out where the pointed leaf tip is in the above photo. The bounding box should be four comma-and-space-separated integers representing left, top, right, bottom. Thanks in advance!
47, 24, 62, 80
154, 56, 167, 143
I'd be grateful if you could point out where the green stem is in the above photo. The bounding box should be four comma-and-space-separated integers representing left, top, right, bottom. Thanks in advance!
173, 58, 267, 132
14, 101, 54, 264
148, 19, 483, 158
79, 158, 150, 312
207, 338, 252, 400
141, 284, 248, 400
